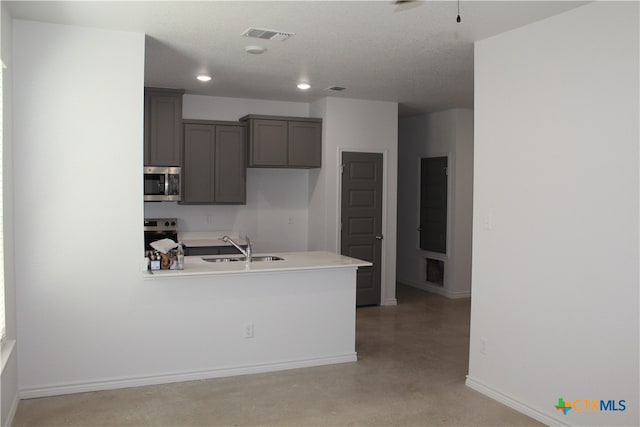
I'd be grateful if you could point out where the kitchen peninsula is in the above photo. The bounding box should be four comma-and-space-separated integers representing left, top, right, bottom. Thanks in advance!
142, 251, 370, 385
144, 251, 369, 277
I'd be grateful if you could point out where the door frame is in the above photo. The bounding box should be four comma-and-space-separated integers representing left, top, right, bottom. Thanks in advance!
337, 147, 392, 306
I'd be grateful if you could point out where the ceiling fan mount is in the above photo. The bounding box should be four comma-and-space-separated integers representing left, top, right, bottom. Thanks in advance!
392, 0, 462, 23
393, 0, 422, 13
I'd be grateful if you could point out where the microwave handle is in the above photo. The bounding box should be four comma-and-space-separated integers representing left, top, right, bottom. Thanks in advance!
164, 173, 170, 196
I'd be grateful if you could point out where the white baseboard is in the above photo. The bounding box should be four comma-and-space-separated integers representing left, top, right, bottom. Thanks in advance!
382, 297, 397, 306
20, 353, 358, 399
1, 340, 19, 427
398, 279, 471, 299
465, 376, 567, 427
4, 393, 18, 427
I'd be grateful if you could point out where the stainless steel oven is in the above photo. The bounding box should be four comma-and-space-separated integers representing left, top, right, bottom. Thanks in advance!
144, 218, 178, 253
144, 166, 181, 201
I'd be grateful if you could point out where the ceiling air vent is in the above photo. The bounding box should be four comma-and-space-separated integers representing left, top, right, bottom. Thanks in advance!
241, 27, 294, 42
325, 86, 347, 92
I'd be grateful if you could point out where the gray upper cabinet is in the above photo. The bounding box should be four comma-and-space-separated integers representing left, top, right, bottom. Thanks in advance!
250, 119, 288, 166
183, 123, 214, 203
241, 115, 322, 168
144, 87, 184, 166
288, 121, 322, 168
182, 121, 246, 205
215, 125, 247, 203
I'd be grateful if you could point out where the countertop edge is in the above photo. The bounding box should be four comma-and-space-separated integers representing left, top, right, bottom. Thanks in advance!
142, 263, 369, 280
142, 251, 372, 280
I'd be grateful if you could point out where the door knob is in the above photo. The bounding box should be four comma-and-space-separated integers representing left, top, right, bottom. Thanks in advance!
375, 235, 384, 241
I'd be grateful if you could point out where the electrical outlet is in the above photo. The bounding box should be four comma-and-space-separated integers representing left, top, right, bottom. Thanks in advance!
205, 215, 213, 225
288, 216, 294, 225
243, 323, 254, 339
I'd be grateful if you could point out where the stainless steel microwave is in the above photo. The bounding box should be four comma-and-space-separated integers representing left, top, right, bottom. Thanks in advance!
144, 166, 181, 201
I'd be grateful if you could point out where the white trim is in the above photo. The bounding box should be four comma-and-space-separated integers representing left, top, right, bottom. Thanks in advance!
1, 340, 18, 427
337, 148, 389, 306
19, 353, 358, 399
0, 339, 14, 375
398, 279, 471, 299
382, 298, 397, 306
3, 393, 18, 427
417, 249, 448, 262
465, 376, 568, 427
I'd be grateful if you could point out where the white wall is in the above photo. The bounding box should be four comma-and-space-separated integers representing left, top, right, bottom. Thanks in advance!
467, 3, 639, 426
13, 20, 358, 398
146, 94, 312, 253
450, 109, 473, 297
309, 97, 398, 305
397, 109, 473, 298
183, 94, 308, 122
307, 98, 329, 251
13, 20, 146, 396
0, 4, 18, 426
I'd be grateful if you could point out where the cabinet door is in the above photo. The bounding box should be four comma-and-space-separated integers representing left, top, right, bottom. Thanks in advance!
215, 126, 246, 204
249, 119, 288, 166
183, 124, 215, 203
288, 121, 321, 167
145, 91, 183, 166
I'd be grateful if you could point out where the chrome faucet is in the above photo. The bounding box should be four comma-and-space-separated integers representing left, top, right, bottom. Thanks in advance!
220, 235, 252, 262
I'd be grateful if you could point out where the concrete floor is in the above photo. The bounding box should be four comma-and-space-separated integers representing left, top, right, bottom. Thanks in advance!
13, 284, 541, 426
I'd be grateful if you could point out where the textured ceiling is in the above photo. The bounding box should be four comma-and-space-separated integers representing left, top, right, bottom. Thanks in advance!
7, 1, 586, 116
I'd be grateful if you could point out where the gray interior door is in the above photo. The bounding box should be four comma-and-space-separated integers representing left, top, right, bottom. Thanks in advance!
419, 157, 448, 253
341, 152, 383, 306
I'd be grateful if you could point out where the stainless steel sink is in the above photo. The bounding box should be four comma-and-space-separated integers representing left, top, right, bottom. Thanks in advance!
251, 255, 284, 262
202, 255, 284, 263
202, 257, 242, 262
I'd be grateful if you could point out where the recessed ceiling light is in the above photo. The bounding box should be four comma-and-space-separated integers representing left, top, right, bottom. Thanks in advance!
245, 45, 266, 55
297, 83, 311, 90
197, 74, 212, 82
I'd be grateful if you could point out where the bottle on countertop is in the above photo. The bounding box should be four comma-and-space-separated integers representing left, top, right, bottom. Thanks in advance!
177, 242, 185, 270
149, 251, 161, 271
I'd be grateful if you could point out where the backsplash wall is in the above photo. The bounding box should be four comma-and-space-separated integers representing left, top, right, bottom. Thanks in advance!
144, 168, 309, 253
145, 94, 313, 253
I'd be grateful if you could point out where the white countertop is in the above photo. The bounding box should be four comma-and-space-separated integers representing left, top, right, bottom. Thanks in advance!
144, 251, 371, 279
